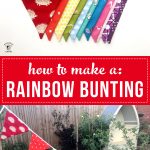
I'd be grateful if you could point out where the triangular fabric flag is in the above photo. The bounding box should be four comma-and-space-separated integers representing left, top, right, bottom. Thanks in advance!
22, 0, 61, 39
104, 0, 127, 43
29, 133, 51, 150
46, 0, 69, 41
84, 0, 108, 41
0, 111, 29, 140
77, 0, 99, 41
70, 0, 93, 41
102, 0, 127, 43
91, 0, 116, 42
55, 0, 81, 41
63, 0, 88, 41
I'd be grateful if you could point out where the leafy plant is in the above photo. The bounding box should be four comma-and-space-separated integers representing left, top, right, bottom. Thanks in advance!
2, 142, 28, 150
78, 114, 150, 150
51, 106, 76, 150
137, 121, 150, 150
109, 119, 138, 150
138, 132, 150, 150
78, 113, 110, 150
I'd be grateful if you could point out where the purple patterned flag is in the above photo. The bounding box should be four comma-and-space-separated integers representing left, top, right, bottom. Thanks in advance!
102, 0, 128, 43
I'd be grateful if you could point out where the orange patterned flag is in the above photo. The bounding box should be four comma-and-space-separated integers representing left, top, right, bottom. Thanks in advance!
46, 0, 69, 40
29, 133, 52, 150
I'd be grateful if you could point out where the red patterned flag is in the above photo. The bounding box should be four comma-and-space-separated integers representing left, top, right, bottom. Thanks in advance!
0, 111, 29, 140
46, 0, 68, 40
29, 133, 51, 150
22, 0, 61, 38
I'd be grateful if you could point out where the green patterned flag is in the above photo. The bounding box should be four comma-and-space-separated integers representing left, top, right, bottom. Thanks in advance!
63, 0, 87, 41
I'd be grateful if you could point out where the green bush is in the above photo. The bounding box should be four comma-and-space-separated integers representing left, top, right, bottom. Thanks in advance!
138, 132, 150, 147
78, 113, 110, 150
2, 142, 28, 150
137, 121, 150, 150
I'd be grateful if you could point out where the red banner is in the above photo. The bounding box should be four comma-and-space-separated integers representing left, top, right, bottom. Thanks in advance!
0, 56, 149, 105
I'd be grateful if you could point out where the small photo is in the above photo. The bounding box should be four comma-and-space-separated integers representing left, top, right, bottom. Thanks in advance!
0, 105, 150, 150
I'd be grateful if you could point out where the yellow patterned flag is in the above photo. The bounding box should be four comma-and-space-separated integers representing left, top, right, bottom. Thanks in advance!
55, 0, 81, 40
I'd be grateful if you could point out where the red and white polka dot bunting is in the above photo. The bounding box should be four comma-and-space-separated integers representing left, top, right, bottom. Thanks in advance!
22, 0, 61, 39
0, 111, 29, 140
0, 107, 56, 150
29, 133, 51, 150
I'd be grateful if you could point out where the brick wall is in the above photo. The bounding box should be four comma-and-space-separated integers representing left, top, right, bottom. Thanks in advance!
136, 106, 150, 123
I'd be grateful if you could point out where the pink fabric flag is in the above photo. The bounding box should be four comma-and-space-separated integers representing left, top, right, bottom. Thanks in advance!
0, 111, 29, 140
91, 0, 116, 42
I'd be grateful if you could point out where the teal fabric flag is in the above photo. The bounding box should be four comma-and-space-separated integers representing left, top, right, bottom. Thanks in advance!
63, 0, 87, 41
70, 0, 93, 41
84, 0, 108, 41
77, 0, 99, 41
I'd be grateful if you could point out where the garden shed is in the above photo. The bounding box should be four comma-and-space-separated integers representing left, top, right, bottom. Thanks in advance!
101, 105, 140, 149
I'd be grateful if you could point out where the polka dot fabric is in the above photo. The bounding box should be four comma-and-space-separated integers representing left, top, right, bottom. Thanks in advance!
0, 111, 29, 140
46, 0, 69, 40
29, 133, 51, 150
70, 0, 93, 41
21, 0, 128, 42
22, 0, 61, 38
55, 0, 80, 40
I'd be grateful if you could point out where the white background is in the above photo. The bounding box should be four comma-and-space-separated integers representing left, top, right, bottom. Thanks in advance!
0, 0, 150, 56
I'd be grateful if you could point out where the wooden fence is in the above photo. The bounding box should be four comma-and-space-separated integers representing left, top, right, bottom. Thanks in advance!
0, 105, 104, 149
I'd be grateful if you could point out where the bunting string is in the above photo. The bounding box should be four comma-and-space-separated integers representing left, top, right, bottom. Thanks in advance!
21, 0, 128, 43
0, 106, 56, 150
